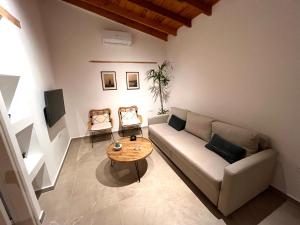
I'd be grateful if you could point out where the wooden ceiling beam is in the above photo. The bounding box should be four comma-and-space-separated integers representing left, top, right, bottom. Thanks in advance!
89, 60, 157, 64
94, 1, 177, 36
128, 0, 191, 27
181, 0, 212, 15
62, 0, 168, 41
0, 5, 21, 28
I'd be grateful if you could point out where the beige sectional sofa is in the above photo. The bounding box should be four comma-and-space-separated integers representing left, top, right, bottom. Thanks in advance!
148, 107, 277, 216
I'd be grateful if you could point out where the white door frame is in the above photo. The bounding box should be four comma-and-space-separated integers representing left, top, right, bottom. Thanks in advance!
0, 121, 40, 225
0, 195, 11, 225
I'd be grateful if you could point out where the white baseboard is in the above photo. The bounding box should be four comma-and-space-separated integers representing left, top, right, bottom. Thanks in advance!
71, 134, 90, 139
287, 193, 300, 204
271, 185, 300, 204
53, 137, 72, 183
71, 125, 148, 140
39, 210, 45, 223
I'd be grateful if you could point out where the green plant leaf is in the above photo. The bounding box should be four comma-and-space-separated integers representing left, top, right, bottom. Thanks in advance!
145, 61, 173, 111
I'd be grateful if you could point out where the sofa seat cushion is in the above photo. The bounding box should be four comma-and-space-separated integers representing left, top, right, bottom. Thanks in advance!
149, 123, 229, 191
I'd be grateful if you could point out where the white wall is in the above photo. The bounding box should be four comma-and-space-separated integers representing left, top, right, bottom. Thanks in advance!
18, 0, 299, 202
0, 0, 70, 187
166, 0, 300, 201
38, 0, 166, 137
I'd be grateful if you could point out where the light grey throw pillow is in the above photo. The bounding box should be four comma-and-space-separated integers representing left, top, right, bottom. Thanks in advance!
185, 112, 214, 142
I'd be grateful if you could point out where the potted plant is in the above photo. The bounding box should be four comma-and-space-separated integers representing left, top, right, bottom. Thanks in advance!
146, 61, 172, 115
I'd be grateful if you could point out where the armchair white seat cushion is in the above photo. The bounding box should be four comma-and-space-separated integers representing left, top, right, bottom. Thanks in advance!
92, 113, 110, 124
121, 110, 141, 126
91, 122, 112, 131
122, 118, 141, 126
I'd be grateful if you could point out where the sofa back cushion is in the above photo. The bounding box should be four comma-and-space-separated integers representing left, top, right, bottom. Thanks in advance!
258, 134, 272, 150
212, 121, 259, 155
185, 112, 214, 142
168, 107, 189, 122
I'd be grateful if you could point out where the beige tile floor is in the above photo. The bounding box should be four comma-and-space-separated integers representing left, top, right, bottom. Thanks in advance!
39, 129, 300, 225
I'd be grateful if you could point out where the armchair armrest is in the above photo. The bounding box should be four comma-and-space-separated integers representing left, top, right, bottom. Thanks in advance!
218, 149, 277, 216
110, 117, 114, 127
148, 114, 169, 125
88, 121, 92, 131
138, 115, 143, 124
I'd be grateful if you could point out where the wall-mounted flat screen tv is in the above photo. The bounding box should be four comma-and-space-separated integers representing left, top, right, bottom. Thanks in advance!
44, 89, 65, 127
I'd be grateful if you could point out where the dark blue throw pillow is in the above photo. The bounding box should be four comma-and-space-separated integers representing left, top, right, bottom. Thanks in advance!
205, 134, 246, 164
168, 115, 186, 131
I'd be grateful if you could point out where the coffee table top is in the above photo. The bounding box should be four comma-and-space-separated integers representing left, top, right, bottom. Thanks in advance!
107, 137, 153, 162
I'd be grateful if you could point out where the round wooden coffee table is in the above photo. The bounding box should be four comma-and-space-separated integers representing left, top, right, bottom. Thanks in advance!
106, 137, 153, 182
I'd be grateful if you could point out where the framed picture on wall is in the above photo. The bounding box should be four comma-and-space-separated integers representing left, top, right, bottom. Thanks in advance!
126, 72, 140, 90
101, 71, 117, 90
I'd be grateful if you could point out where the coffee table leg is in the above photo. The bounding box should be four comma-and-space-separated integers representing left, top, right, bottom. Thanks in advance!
134, 161, 140, 182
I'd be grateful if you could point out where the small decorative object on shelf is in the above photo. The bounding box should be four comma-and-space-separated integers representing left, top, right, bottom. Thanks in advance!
22, 152, 27, 158
114, 141, 122, 151
130, 135, 136, 141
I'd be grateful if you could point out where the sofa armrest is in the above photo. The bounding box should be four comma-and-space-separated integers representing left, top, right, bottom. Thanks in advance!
148, 114, 169, 125
218, 149, 277, 216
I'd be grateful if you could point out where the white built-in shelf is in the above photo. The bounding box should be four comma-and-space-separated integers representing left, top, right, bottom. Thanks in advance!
24, 152, 45, 182
0, 74, 20, 111
15, 123, 46, 182
11, 116, 33, 134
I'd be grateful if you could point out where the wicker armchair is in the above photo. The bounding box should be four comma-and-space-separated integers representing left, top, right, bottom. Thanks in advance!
118, 106, 143, 136
88, 108, 114, 147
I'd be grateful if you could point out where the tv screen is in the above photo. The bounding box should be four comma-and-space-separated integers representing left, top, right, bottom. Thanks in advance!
44, 89, 65, 127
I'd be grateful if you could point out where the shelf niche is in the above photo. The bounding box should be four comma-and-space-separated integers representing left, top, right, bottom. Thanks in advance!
15, 123, 45, 182
0, 74, 20, 111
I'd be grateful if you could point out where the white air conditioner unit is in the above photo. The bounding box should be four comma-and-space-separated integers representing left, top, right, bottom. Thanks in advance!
102, 30, 132, 46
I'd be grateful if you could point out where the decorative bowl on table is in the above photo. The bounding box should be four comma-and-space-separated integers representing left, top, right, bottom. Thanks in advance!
114, 142, 122, 151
